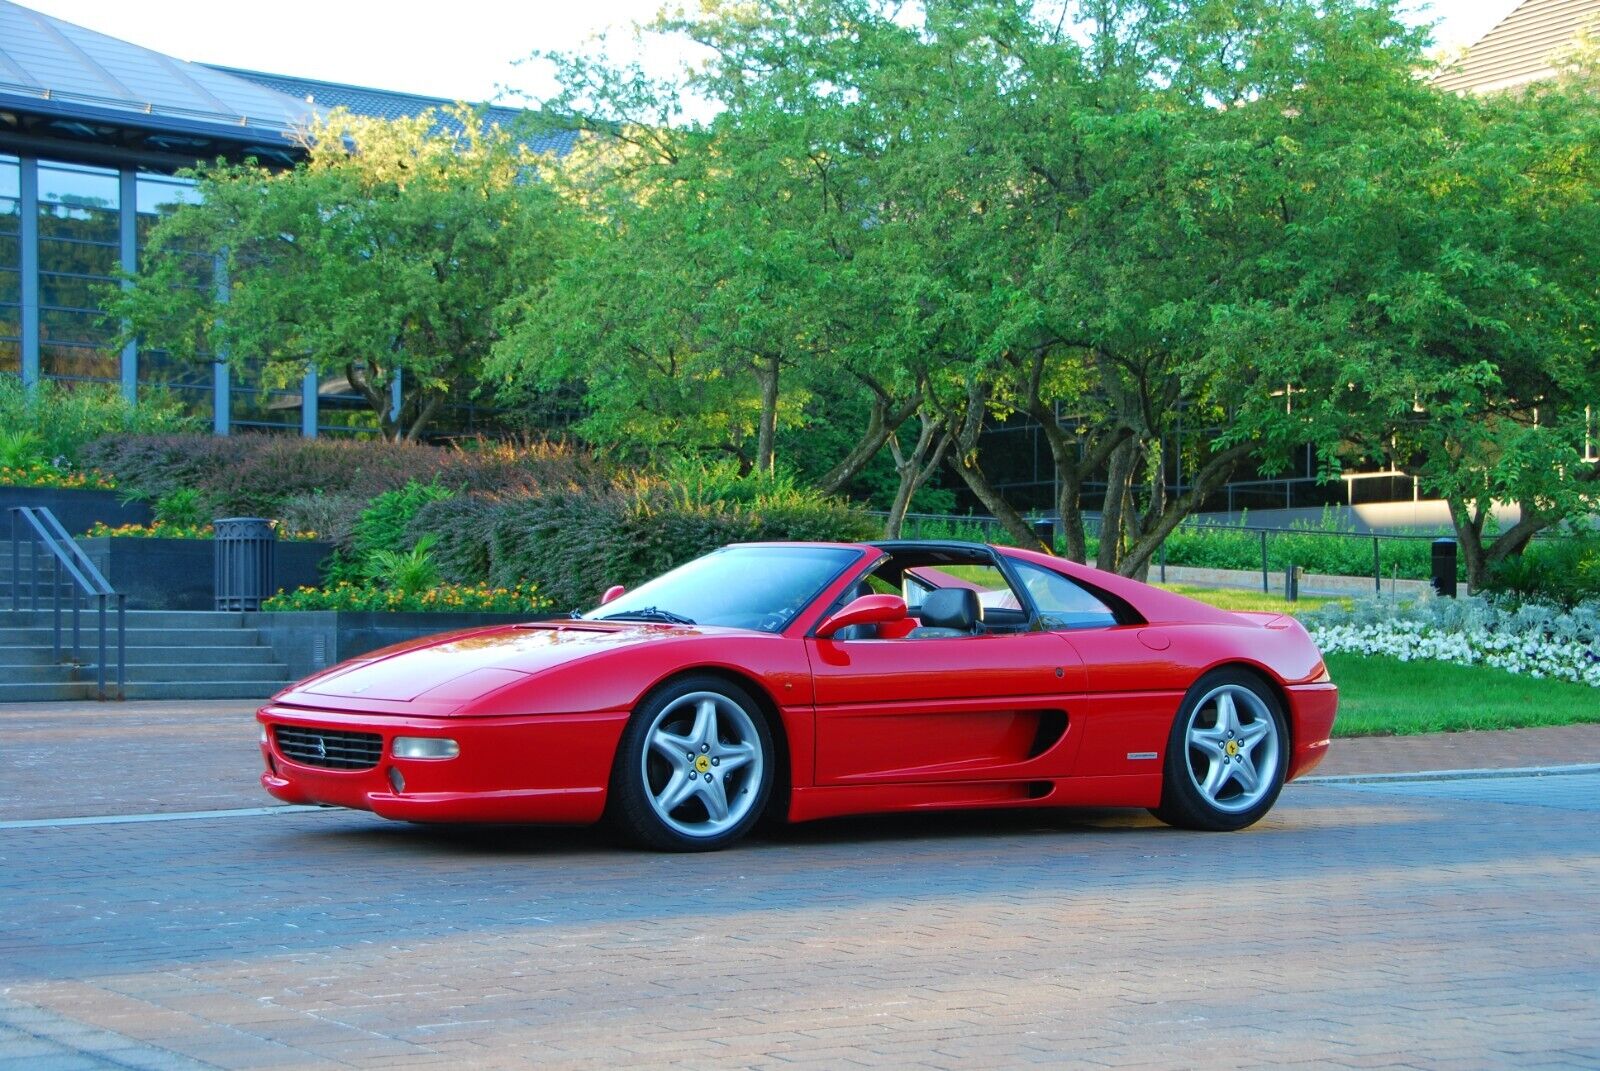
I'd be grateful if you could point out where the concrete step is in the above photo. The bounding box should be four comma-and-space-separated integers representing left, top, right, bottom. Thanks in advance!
0, 644, 282, 666
0, 610, 248, 629
0, 680, 286, 703
0, 663, 77, 684
0, 627, 263, 648
0, 662, 287, 685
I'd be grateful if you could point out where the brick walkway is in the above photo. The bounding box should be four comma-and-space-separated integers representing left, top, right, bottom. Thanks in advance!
2, 700, 1598, 1069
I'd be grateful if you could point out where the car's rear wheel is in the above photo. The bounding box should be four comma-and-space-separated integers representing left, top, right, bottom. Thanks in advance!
1153, 669, 1287, 832
609, 675, 774, 851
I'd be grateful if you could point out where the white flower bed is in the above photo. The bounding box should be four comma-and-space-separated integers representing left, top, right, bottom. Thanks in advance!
1304, 596, 1600, 688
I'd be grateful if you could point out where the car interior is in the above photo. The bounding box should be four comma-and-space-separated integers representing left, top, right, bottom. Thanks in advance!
822, 543, 1132, 640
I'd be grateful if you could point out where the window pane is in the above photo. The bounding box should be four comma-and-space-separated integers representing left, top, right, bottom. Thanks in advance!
138, 348, 212, 387
0, 268, 19, 306
38, 162, 119, 210
0, 340, 18, 375
1011, 561, 1119, 630
39, 273, 114, 310
136, 176, 201, 215
42, 308, 116, 346
0, 197, 18, 239
0, 156, 18, 201
42, 344, 119, 382
39, 240, 119, 279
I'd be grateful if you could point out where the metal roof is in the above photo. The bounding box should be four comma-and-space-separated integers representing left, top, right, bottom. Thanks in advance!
1433, 0, 1600, 94
0, 0, 314, 141
206, 66, 579, 156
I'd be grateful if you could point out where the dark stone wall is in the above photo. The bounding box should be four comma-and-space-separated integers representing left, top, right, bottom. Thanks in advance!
248, 610, 557, 683
78, 537, 334, 610
2, 486, 150, 536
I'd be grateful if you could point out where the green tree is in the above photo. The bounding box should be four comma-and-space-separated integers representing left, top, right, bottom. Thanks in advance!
110, 108, 570, 440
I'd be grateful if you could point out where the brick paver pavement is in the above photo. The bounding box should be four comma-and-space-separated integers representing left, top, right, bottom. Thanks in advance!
2, 700, 1599, 1069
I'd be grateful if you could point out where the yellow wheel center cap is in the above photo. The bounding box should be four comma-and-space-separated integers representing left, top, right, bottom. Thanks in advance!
1225, 740, 1240, 758
694, 754, 711, 774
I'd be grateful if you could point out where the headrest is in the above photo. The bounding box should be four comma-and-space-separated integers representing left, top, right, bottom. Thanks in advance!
918, 587, 981, 631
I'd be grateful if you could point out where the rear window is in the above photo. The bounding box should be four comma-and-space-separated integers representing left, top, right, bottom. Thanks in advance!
1012, 561, 1119, 630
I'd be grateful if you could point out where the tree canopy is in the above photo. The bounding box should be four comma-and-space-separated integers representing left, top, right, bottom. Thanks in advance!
112, 108, 571, 440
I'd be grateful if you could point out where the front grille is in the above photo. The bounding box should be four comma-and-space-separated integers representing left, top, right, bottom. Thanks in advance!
273, 726, 383, 771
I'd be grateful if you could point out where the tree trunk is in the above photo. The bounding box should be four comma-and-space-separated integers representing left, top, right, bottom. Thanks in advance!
1448, 498, 1490, 591
818, 391, 921, 494
1096, 437, 1139, 572
1118, 442, 1253, 578
884, 411, 952, 539
943, 383, 1047, 549
753, 353, 781, 474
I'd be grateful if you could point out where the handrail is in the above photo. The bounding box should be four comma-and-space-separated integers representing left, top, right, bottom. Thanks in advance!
8, 506, 126, 701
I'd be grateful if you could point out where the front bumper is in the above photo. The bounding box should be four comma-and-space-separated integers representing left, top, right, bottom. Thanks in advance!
1285, 682, 1338, 781
258, 705, 630, 824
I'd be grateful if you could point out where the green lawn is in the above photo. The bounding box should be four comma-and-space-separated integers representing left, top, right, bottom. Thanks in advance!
1326, 653, 1600, 737
1154, 582, 1344, 615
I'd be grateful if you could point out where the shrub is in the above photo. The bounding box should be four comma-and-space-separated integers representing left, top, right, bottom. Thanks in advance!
153, 488, 206, 528
262, 579, 548, 614
80, 434, 251, 500
0, 378, 195, 466
324, 480, 456, 583
363, 534, 442, 595
277, 492, 368, 549
402, 470, 877, 612
1482, 534, 1600, 608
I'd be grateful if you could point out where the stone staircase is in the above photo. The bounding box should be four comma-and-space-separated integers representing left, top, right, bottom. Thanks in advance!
0, 553, 291, 702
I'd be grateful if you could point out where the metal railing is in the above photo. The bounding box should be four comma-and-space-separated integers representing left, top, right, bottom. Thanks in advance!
869, 510, 1463, 595
8, 506, 127, 700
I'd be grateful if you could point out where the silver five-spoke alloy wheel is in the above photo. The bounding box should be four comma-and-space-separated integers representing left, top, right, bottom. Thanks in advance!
1182, 682, 1280, 814
640, 691, 765, 839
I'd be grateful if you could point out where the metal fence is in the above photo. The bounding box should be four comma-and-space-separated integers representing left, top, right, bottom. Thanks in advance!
869, 511, 1463, 594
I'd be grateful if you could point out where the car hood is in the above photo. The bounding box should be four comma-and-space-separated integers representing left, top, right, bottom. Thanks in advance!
276, 620, 740, 714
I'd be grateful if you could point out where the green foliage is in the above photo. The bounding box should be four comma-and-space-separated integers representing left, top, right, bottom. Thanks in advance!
263, 579, 547, 613
1482, 532, 1600, 607
110, 108, 574, 440
409, 470, 876, 611
364, 534, 442, 595
153, 488, 206, 529
327, 480, 457, 583
0, 430, 45, 469
0, 378, 195, 467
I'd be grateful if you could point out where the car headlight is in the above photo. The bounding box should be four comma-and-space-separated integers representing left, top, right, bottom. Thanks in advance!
260, 725, 270, 746
392, 736, 460, 760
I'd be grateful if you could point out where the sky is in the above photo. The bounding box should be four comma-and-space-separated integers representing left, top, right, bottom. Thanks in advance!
15, 0, 1527, 107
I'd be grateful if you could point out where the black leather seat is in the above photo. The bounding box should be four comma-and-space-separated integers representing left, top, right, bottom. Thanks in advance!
908, 588, 982, 638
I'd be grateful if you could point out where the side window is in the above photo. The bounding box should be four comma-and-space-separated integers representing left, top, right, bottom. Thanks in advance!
1011, 561, 1119, 630
904, 565, 1022, 614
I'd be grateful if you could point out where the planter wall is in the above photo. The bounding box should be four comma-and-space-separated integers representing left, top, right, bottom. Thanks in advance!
79, 537, 334, 610
249, 610, 557, 684
2, 486, 150, 535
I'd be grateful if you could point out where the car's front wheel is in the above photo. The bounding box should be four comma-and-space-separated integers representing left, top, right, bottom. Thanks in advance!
609, 676, 774, 851
1153, 669, 1288, 832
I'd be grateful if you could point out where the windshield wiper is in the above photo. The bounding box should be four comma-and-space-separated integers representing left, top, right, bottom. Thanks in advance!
599, 606, 696, 625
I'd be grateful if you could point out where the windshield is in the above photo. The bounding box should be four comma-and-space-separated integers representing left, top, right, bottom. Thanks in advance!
582, 545, 861, 633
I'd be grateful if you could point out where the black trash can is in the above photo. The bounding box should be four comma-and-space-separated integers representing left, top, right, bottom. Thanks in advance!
214, 517, 277, 611
1431, 538, 1458, 598
1032, 518, 1056, 554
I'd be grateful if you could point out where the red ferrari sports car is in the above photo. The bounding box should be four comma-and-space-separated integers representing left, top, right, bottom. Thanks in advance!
258, 540, 1337, 851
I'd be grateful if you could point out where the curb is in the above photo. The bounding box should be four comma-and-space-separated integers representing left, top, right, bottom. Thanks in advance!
1299, 762, 1600, 785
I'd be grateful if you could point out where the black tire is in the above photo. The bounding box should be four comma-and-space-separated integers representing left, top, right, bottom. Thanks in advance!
608, 674, 775, 852
1152, 668, 1289, 832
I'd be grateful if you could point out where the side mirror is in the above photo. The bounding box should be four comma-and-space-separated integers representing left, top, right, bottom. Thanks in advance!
816, 594, 908, 639
600, 584, 626, 606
